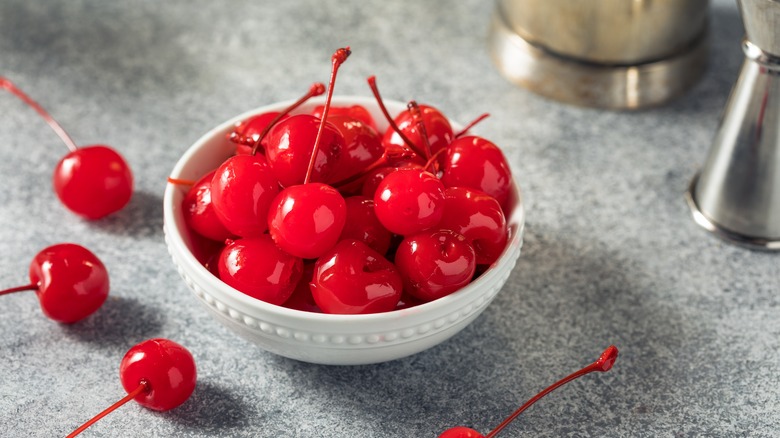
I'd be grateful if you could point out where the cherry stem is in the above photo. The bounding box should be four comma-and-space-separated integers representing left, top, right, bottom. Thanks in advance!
67, 381, 150, 438
424, 148, 447, 175
246, 82, 326, 156
407, 101, 433, 159
484, 346, 619, 438
304, 47, 351, 185
166, 177, 196, 186
366, 76, 427, 159
0, 76, 79, 153
0, 283, 38, 296
455, 113, 490, 139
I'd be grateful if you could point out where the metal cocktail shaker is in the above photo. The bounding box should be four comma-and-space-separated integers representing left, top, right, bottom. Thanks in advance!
686, 0, 780, 250
488, 0, 710, 109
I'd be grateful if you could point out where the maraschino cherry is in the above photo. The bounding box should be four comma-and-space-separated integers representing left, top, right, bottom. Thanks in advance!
394, 229, 476, 302
373, 168, 445, 236
442, 136, 512, 211
0, 243, 109, 323
267, 47, 351, 259
181, 170, 234, 242
439, 346, 619, 438
438, 187, 508, 266
67, 338, 197, 437
310, 239, 403, 314
0, 77, 133, 219
218, 235, 303, 305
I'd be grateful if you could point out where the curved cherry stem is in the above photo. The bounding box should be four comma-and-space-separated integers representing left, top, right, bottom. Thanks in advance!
166, 177, 196, 186
67, 381, 150, 438
424, 148, 447, 175
407, 101, 433, 160
0, 76, 79, 153
366, 76, 427, 159
0, 283, 38, 296
454, 113, 490, 139
484, 346, 619, 438
304, 48, 350, 184
246, 82, 326, 156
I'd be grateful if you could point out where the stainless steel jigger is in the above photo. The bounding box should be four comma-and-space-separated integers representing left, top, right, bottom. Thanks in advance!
686, 0, 780, 250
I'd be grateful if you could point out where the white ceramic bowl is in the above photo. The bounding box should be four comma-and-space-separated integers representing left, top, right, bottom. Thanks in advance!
163, 96, 525, 365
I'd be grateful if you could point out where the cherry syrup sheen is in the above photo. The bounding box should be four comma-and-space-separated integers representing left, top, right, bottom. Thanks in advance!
0, 243, 109, 323
439, 345, 619, 438
0, 77, 133, 219
67, 338, 197, 437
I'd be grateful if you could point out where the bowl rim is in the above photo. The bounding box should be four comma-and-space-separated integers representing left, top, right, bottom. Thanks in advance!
163, 95, 525, 326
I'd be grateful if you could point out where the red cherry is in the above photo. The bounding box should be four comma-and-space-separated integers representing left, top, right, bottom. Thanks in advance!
1, 243, 109, 323
394, 229, 476, 302
230, 111, 284, 155
182, 170, 234, 242
264, 114, 344, 187
326, 114, 384, 184
267, 183, 347, 259
218, 235, 303, 305
440, 346, 619, 438
119, 339, 197, 411
67, 339, 197, 437
438, 426, 484, 438
441, 136, 512, 211
312, 104, 378, 131
382, 103, 453, 160
1, 77, 133, 219
339, 196, 393, 255
373, 168, 445, 236
282, 264, 322, 313
438, 187, 508, 265
311, 239, 402, 314
210, 153, 280, 237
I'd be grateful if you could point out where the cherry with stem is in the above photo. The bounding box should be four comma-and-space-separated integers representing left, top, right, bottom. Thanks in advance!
366, 76, 427, 159
0, 77, 133, 219
67, 338, 197, 437
267, 47, 351, 259
439, 345, 619, 438
1, 243, 109, 323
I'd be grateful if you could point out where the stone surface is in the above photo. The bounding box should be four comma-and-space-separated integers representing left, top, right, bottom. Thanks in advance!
1, 0, 778, 437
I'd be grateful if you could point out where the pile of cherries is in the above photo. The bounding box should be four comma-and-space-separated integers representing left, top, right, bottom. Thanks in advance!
178, 47, 514, 315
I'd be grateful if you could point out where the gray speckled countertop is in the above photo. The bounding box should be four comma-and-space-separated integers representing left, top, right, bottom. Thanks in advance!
1, 1, 778, 437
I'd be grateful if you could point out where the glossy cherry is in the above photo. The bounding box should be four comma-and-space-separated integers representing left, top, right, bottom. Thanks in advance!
339, 196, 393, 255
218, 235, 303, 305
267, 47, 351, 259
210, 153, 280, 237
1, 243, 109, 323
325, 114, 384, 184
264, 114, 344, 187
442, 136, 512, 211
438, 187, 508, 265
382, 102, 453, 161
67, 338, 197, 437
181, 170, 234, 242
373, 168, 445, 236
1, 77, 133, 219
312, 104, 378, 131
311, 239, 403, 314
230, 82, 325, 155
394, 229, 476, 302
439, 346, 619, 438
268, 182, 347, 259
